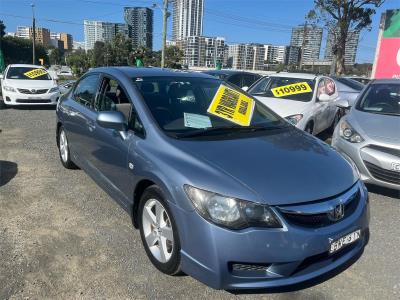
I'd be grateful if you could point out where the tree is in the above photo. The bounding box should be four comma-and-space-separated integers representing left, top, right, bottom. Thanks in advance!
164, 46, 183, 69
2, 36, 48, 65
49, 48, 62, 65
0, 20, 5, 38
66, 49, 90, 76
309, 0, 385, 75
91, 41, 105, 67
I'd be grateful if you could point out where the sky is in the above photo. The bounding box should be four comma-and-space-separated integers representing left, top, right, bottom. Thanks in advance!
0, 0, 398, 63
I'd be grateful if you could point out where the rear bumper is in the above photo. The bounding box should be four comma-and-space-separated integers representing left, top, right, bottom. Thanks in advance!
171, 181, 369, 290
2, 90, 59, 106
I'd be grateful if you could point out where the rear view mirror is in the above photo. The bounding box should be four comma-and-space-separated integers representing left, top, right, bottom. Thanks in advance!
336, 99, 351, 109
318, 93, 331, 102
97, 111, 128, 132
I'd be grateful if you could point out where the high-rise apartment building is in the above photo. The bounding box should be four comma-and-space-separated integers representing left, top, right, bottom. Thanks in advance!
178, 36, 226, 68
172, 0, 204, 41
290, 26, 323, 63
16, 26, 51, 46
324, 30, 360, 65
264, 45, 301, 65
228, 44, 265, 71
84, 20, 127, 51
51, 32, 73, 51
124, 7, 153, 49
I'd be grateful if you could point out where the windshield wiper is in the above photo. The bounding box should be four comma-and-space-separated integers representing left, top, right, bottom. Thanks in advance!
176, 124, 288, 138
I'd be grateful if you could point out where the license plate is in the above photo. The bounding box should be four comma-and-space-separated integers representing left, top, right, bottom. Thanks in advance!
329, 229, 361, 254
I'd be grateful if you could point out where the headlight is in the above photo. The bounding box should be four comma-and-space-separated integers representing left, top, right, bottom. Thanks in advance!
3, 85, 16, 92
184, 185, 282, 229
49, 87, 60, 93
339, 120, 364, 143
285, 114, 303, 125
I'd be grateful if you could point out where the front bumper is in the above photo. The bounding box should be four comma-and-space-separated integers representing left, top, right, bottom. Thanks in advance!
332, 131, 400, 190
2, 90, 60, 106
171, 181, 369, 290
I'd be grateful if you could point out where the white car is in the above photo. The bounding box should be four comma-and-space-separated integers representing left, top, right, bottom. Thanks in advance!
0, 64, 60, 107
248, 73, 340, 135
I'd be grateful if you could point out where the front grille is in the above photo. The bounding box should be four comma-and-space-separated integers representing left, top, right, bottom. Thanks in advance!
279, 190, 360, 228
17, 88, 48, 94
364, 161, 400, 185
365, 145, 400, 158
15, 99, 52, 104
231, 263, 270, 272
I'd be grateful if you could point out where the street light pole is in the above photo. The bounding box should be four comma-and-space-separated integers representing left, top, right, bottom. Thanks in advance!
161, 0, 168, 68
31, 3, 36, 64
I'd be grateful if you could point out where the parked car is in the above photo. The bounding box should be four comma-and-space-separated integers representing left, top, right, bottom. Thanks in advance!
59, 80, 76, 95
57, 69, 74, 77
345, 76, 371, 85
56, 67, 369, 290
248, 73, 340, 135
202, 70, 262, 90
332, 79, 400, 190
0, 64, 60, 107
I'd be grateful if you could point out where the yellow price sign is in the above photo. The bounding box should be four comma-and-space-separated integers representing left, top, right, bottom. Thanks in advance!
207, 84, 255, 126
271, 82, 312, 97
24, 68, 48, 79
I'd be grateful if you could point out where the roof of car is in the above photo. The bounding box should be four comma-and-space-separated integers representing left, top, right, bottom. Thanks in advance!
8, 64, 46, 68
267, 72, 317, 80
91, 67, 214, 79
370, 78, 400, 84
202, 69, 258, 76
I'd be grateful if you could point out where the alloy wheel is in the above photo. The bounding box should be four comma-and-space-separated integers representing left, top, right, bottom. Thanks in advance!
59, 130, 69, 163
142, 198, 174, 263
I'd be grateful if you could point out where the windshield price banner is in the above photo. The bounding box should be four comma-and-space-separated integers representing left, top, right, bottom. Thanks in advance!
24, 68, 48, 79
207, 85, 255, 126
271, 82, 312, 97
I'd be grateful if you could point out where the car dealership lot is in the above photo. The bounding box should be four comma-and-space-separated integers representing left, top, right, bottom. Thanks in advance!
0, 107, 399, 299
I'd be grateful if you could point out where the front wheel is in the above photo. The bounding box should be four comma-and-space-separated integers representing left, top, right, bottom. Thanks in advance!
138, 185, 181, 275
305, 122, 314, 135
58, 126, 77, 169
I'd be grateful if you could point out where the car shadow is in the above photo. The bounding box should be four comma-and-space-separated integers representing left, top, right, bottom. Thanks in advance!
10, 105, 57, 111
0, 161, 18, 187
365, 184, 400, 199
227, 248, 364, 295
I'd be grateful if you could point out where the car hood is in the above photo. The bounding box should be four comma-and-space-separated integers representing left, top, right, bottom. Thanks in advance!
176, 128, 357, 205
254, 96, 310, 117
352, 109, 400, 143
4, 79, 56, 89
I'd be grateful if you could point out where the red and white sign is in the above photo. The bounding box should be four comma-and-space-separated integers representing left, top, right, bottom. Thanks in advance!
374, 38, 400, 79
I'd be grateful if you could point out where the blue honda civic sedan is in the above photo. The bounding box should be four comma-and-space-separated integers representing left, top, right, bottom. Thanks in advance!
56, 67, 369, 290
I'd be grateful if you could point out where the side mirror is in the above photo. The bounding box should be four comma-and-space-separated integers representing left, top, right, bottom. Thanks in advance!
242, 86, 249, 92
336, 99, 351, 109
318, 93, 331, 102
97, 111, 128, 133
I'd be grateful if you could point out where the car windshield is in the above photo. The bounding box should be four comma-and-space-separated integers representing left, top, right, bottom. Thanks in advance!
248, 76, 315, 102
335, 77, 364, 91
356, 83, 400, 116
6, 67, 52, 80
133, 76, 288, 138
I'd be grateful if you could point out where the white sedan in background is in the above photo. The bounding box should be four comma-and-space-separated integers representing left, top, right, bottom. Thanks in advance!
1, 64, 60, 107
248, 73, 340, 135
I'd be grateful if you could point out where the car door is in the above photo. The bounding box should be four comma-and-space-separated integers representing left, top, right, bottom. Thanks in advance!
88, 75, 140, 203
62, 73, 101, 166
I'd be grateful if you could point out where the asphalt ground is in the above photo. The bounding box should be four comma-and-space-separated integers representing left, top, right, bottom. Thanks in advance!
0, 106, 399, 299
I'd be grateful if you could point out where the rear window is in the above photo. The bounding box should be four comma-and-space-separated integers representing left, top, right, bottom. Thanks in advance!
6, 67, 52, 80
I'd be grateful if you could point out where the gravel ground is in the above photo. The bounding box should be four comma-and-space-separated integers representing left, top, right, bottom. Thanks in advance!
0, 107, 399, 300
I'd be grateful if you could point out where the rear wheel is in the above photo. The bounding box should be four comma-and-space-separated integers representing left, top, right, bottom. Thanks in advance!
58, 126, 77, 169
0, 99, 7, 109
138, 185, 181, 275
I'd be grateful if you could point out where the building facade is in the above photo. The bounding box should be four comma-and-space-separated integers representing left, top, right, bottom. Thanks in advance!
172, 0, 204, 41
228, 44, 265, 71
16, 26, 51, 46
51, 32, 73, 51
179, 36, 226, 68
124, 7, 153, 50
290, 26, 323, 64
324, 30, 360, 65
84, 20, 126, 51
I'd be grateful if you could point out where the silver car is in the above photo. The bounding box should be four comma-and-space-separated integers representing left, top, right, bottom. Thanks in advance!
332, 79, 400, 190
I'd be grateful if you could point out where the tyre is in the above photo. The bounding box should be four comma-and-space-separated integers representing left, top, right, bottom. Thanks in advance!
138, 185, 181, 275
58, 126, 78, 169
0, 99, 7, 109
305, 122, 314, 135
